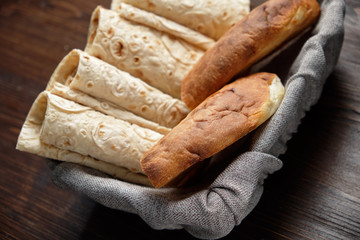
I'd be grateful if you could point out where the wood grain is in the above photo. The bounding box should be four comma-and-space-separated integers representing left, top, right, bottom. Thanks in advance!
0, 0, 359, 239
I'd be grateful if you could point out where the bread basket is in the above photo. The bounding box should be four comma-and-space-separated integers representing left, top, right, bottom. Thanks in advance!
47, 0, 345, 238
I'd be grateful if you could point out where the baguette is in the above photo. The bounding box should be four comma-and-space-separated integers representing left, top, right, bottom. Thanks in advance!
181, 0, 320, 109
141, 72, 285, 188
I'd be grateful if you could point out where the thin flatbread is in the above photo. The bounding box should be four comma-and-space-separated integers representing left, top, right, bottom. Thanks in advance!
113, 0, 250, 40
112, 2, 215, 50
16, 92, 163, 185
46, 49, 189, 128
85, 6, 204, 98
49, 83, 171, 135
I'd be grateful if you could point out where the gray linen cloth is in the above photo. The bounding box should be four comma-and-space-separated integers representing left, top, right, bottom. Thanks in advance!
49, 0, 345, 239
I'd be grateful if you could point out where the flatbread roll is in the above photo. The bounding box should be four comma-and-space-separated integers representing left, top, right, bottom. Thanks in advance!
113, 3, 215, 51
181, 0, 321, 109
46, 49, 189, 128
113, 0, 250, 40
85, 6, 204, 98
16, 92, 161, 186
141, 72, 285, 188
49, 83, 171, 135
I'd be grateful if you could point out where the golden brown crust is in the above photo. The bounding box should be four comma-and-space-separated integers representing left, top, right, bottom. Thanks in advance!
141, 72, 282, 188
181, 0, 320, 109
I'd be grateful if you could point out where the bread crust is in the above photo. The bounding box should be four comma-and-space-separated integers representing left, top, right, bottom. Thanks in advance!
181, 0, 320, 109
141, 72, 284, 188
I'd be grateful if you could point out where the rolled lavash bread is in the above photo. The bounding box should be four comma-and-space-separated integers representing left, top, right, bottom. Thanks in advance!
16, 92, 162, 186
85, 6, 204, 99
48, 83, 171, 135
141, 72, 285, 188
45, 49, 189, 129
112, 0, 250, 40
112, 2, 216, 51
181, 0, 321, 109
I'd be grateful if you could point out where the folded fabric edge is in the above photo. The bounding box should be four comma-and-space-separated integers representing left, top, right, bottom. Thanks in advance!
50, 151, 282, 239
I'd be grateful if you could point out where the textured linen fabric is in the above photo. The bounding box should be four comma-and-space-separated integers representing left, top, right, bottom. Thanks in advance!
49, 0, 345, 239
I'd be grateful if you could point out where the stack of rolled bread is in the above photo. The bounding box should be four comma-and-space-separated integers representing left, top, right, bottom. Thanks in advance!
16, 0, 320, 188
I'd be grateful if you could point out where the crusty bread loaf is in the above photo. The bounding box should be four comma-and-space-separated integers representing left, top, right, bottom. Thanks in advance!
141, 72, 285, 188
181, 0, 320, 109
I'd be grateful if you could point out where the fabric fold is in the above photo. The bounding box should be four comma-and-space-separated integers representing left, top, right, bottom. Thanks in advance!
52, 152, 282, 239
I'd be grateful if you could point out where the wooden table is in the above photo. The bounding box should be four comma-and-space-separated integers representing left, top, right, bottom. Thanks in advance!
1, 0, 359, 239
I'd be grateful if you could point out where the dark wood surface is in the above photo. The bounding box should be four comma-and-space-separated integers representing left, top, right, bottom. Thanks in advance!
0, 0, 359, 239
